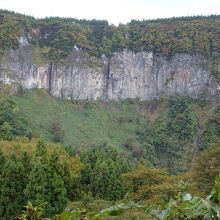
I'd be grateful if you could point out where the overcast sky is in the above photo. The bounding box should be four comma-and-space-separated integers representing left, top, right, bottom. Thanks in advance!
1, 0, 220, 25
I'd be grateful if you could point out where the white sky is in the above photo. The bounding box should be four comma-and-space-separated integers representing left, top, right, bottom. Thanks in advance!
0, 0, 220, 25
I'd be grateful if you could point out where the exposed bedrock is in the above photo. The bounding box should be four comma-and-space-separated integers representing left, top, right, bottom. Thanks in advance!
0, 47, 219, 100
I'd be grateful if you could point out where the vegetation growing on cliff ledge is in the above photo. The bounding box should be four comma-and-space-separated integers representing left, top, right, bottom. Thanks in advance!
1, 10, 220, 62
0, 10, 220, 219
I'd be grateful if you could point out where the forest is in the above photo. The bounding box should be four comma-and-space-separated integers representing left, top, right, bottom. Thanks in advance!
0, 88, 219, 219
0, 10, 220, 61
0, 10, 220, 220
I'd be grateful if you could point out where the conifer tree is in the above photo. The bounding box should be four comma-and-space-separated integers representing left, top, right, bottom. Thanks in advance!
24, 156, 50, 205
24, 140, 67, 217
0, 155, 26, 220
0, 150, 5, 176
81, 145, 130, 200
49, 150, 82, 201
49, 172, 67, 214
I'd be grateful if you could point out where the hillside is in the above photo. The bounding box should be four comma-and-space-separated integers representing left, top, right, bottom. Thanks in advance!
13, 89, 146, 150
8, 89, 219, 173
0, 10, 220, 101
0, 88, 219, 219
0, 10, 220, 219
0, 11, 219, 156
1, 10, 220, 59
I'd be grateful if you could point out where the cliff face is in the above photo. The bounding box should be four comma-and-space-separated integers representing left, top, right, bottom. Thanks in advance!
0, 46, 219, 100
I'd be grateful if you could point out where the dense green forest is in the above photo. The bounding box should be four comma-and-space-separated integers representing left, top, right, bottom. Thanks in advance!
0, 10, 220, 219
1, 9, 220, 62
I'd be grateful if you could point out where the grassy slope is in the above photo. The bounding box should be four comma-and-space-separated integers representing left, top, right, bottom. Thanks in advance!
13, 89, 148, 150
12, 89, 220, 173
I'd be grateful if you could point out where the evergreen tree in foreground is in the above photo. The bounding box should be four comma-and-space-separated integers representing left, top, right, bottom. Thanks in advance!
24, 140, 67, 217
81, 145, 130, 201
0, 155, 26, 220
0, 150, 5, 176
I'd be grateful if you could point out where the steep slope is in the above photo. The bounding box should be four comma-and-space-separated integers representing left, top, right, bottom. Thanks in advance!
0, 11, 220, 174
10, 89, 220, 173
0, 11, 220, 101
13, 89, 147, 150
1, 48, 218, 100
192, 97, 220, 161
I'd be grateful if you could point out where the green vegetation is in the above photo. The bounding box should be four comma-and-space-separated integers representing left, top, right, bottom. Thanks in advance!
199, 107, 220, 151
0, 88, 218, 219
0, 93, 32, 140
16, 173, 220, 219
13, 89, 147, 152
0, 155, 27, 219
16, 202, 47, 220
80, 145, 130, 201
148, 173, 220, 220
136, 96, 198, 173
0, 99, 218, 219
0, 139, 84, 219
1, 10, 220, 219
192, 140, 220, 196
10, 89, 219, 174
167, 96, 197, 141
24, 141, 68, 216
122, 165, 191, 204
1, 10, 220, 68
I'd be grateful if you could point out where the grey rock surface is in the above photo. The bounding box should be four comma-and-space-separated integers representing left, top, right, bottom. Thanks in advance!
0, 47, 219, 100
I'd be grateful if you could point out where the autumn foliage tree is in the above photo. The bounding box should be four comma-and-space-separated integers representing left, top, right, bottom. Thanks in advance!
123, 165, 191, 205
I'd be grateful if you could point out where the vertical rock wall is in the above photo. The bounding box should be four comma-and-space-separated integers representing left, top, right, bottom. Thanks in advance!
0, 47, 218, 100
